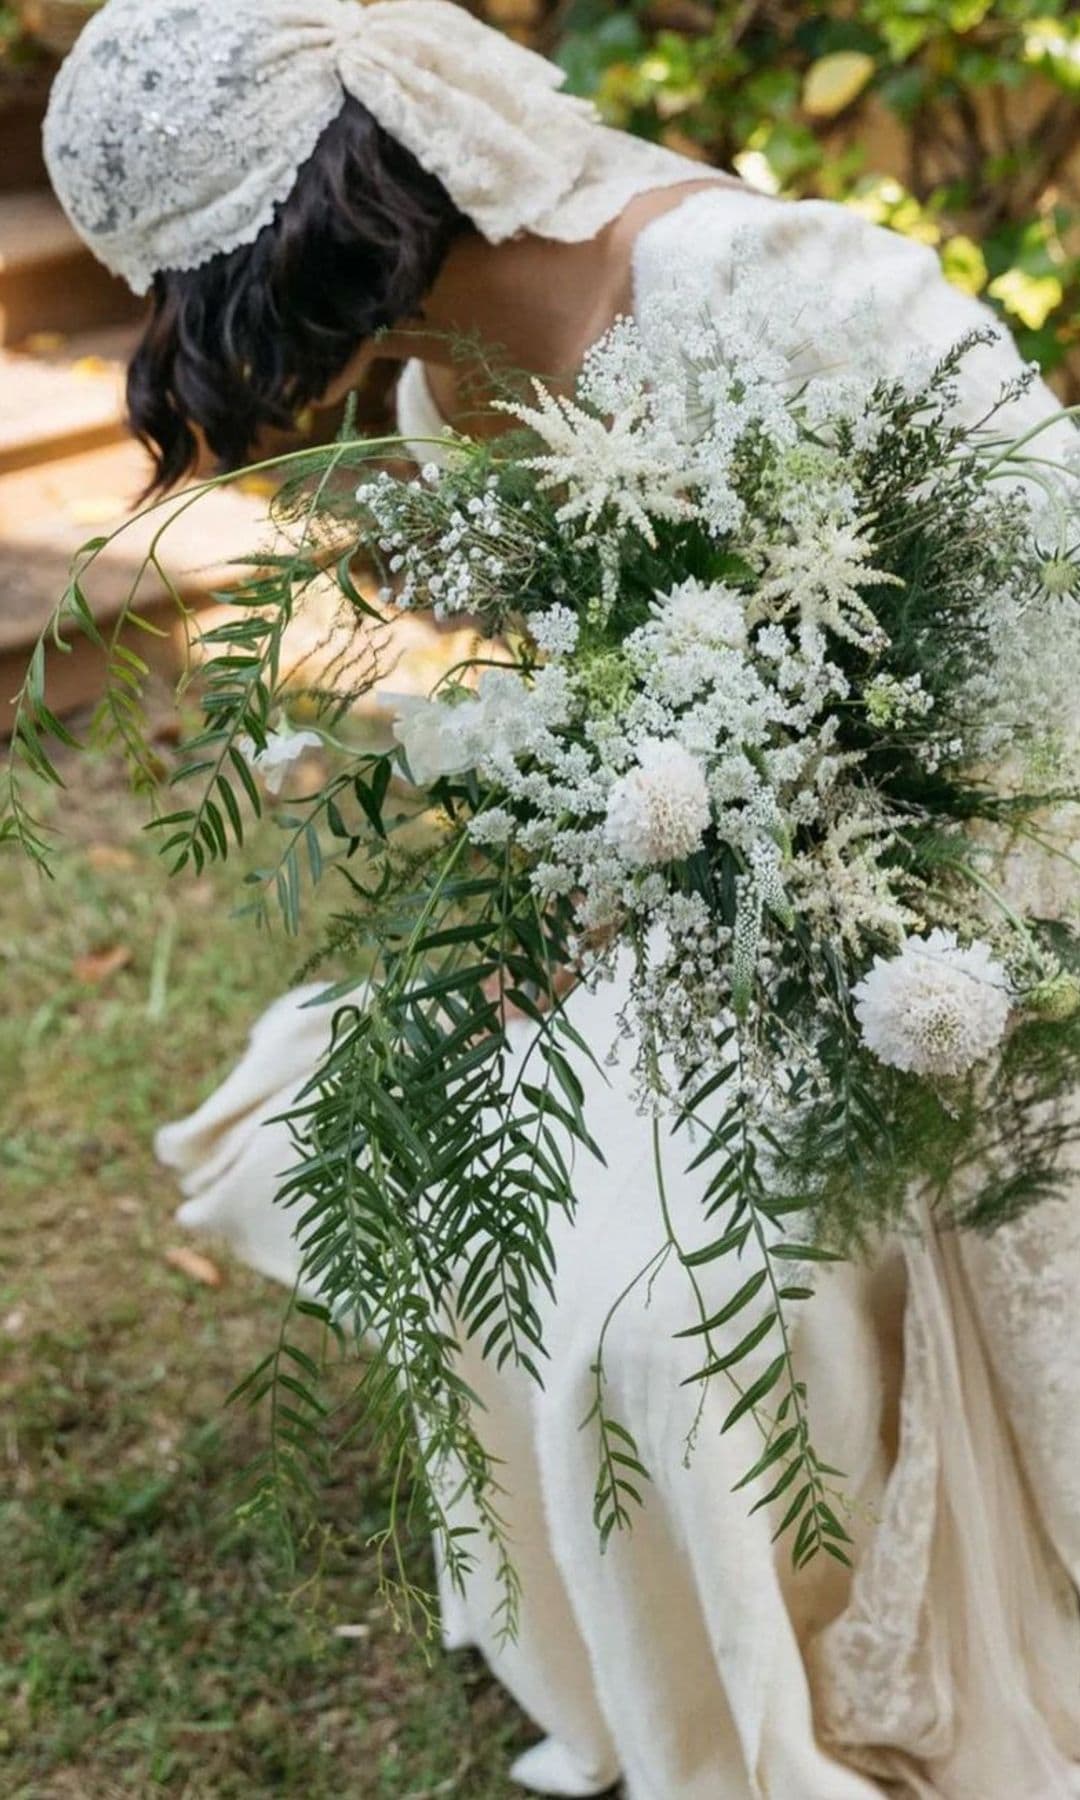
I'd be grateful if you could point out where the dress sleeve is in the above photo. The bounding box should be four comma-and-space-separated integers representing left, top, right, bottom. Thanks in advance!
634, 188, 1077, 465
395, 356, 456, 468
782, 199, 1071, 451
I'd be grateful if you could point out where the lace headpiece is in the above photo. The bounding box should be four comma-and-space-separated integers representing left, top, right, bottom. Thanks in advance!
43, 0, 720, 295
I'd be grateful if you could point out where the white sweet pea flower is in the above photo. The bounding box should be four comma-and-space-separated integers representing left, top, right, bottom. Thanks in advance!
387, 694, 478, 786
387, 669, 538, 787
852, 929, 1012, 1078
236, 726, 322, 795
605, 738, 711, 867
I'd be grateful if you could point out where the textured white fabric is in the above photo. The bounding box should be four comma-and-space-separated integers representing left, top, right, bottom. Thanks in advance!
394, 354, 453, 466
156, 984, 335, 1291
509, 1736, 617, 1795
43, 0, 729, 294
160, 190, 1080, 1798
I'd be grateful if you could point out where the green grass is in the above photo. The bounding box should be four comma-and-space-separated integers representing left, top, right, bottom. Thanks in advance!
0, 723, 534, 1797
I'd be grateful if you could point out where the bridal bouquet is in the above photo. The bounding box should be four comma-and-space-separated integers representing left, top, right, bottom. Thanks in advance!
9, 248, 1080, 1587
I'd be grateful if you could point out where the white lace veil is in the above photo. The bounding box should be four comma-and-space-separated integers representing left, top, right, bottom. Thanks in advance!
43, 0, 724, 296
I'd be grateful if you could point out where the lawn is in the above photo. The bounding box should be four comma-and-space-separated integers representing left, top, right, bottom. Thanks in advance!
0, 704, 535, 1798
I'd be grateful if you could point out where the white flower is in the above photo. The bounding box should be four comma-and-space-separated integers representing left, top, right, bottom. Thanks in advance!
529, 603, 580, 660
864, 670, 934, 729
852, 930, 1012, 1078
236, 727, 322, 796
467, 806, 517, 847
650, 578, 747, 650
605, 738, 711, 867
473, 668, 546, 756
501, 380, 693, 547
388, 695, 478, 786
388, 669, 541, 786
753, 513, 901, 652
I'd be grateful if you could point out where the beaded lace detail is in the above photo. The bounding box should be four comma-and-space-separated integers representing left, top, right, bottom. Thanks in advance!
43, 0, 729, 294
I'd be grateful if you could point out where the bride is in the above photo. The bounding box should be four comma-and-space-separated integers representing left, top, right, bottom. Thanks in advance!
45, 3, 1080, 1796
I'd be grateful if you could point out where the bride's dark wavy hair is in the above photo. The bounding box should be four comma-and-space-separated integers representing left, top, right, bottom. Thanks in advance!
126, 97, 471, 491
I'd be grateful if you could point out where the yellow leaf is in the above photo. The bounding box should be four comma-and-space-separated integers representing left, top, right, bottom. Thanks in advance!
72, 355, 112, 378
942, 235, 988, 296
803, 52, 875, 119
847, 179, 940, 245
236, 473, 280, 499
989, 268, 1063, 331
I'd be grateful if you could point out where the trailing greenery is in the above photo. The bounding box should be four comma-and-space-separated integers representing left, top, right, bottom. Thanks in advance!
6, 269, 1079, 1621
5, 0, 1080, 1634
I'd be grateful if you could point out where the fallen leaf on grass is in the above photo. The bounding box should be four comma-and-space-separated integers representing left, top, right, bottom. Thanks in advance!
164, 1246, 223, 1288
72, 945, 133, 983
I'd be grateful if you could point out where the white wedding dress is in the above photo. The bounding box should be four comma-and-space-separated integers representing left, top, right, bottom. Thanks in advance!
158, 186, 1080, 1800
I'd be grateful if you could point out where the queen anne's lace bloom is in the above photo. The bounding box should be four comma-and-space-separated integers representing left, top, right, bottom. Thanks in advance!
604, 739, 711, 867
852, 930, 1012, 1077
530, 603, 580, 659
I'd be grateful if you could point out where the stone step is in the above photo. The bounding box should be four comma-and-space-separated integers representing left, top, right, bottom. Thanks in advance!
0, 323, 137, 474
0, 190, 142, 345
0, 437, 270, 734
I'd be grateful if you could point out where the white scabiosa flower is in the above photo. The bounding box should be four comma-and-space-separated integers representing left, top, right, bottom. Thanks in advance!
236, 726, 322, 796
852, 930, 1012, 1078
604, 738, 710, 867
